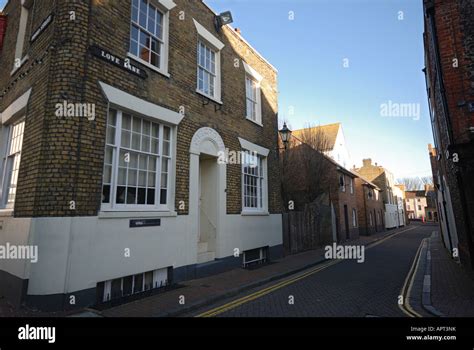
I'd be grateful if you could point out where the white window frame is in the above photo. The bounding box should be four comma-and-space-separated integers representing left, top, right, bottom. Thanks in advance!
243, 62, 263, 126
349, 177, 354, 194
101, 108, 174, 212
11, 0, 33, 75
238, 137, 269, 215
352, 208, 357, 228
0, 119, 25, 209
128, 0, 176, 77
340, 174, 346, 192
193, 19, 224, 104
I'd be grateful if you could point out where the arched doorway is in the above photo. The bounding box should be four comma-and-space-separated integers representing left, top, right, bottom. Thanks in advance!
189, 128, 227, 264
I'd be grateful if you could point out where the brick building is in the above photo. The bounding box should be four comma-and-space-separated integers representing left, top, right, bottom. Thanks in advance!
405, 191, 427, 220
281, 128, 359, 243
0, 0, 283, 310
332, 166, 359, 242
423, 0, 474, 269
353, 159, 405, 229
354, 176, 385, 236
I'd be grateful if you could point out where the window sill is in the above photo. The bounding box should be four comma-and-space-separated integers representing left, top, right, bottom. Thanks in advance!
98, 210, 178, 219
196, 89, 223, 105
127, 53, 170, 78
10, 55, 29, 76
246, 117, 263, 127
241, 210, 269, 217
0, 209, 14, 217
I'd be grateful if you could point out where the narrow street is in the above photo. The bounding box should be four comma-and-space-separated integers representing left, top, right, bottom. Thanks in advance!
190, 225, 433, 317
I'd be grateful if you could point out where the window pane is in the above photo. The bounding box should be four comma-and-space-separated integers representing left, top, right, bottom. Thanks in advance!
122, 114, 132, 130
144, 271, 153, 290
126, 187, 137, 204
128, 169, 137, 186
147, 4, 155, 33
155, 11, 163, 39
147, 189, 155, 205
142, 120, 151, 135
106, 126, 116, 145
148, 171, 156, 187
163, 141, 170, 156
132, 133, 141, 150
116, 186, 126, 204
121, 130, 131, 148
118, 167, 127, 185
123, 276, 133, 296
111, 279, 122, 299
132, 5, 139, 23
160, 189, 167, 205
139, 171, 147, 187
133, 273, 143, 293
163, 126, 171, 141
137, 187, 146, 204
102, 185, 110, 204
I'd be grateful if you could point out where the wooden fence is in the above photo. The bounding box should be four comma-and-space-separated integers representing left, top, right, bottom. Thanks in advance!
282, 202, 333, 255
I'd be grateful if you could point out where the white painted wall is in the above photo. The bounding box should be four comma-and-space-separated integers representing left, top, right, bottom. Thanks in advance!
328, 127, 352, 169
5, 211, 282, 296
385, 204, 399, 229
0, 215, 32, 279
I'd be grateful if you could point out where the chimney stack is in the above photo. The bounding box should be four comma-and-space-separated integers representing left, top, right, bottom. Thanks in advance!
362, 159, 372, 167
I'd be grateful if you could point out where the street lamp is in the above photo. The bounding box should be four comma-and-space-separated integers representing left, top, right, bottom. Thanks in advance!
279, 122, 292, 150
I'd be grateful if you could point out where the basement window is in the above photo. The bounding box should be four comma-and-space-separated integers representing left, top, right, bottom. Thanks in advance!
243, 247, 268, 268
100, 267, 169, 303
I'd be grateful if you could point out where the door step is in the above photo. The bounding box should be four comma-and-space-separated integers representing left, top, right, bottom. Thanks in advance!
198, 242, 208, 254
197, 251, 215, 264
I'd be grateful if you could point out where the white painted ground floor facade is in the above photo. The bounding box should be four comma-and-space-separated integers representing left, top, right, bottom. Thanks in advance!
0, 211, 282, 310
0, 82, 283, 310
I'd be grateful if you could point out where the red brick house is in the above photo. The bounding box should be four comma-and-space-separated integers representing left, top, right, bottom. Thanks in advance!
423, 0, 474, 269
354, 175, 385, 236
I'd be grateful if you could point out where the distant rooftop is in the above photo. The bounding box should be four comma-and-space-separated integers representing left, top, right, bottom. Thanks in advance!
292, 123, 341, 151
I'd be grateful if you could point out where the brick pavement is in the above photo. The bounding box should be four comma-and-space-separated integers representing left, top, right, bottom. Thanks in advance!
429, 232, 474, 317
99, 226, 410, 317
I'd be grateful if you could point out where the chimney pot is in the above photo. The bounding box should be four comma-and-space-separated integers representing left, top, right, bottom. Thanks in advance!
235, 27, 241, 35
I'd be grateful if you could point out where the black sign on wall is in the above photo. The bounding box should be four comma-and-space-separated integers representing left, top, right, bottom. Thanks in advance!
130, 219, 161, 228
30, 13, 53, 43
89, 45, 148, 79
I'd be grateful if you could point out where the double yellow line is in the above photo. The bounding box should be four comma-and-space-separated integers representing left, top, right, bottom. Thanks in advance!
197, 259, 340, 317
197, 226, 417, 317
398, 238, 426, 318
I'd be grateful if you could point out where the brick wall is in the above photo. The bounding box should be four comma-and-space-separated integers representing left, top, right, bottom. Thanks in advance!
331, 171, 359, 242
355, 178, 385, 235
1, 0, 282, 217
424, 0, 474, 270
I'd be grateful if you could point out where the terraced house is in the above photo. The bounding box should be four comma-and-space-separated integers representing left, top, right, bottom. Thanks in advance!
0, 0, 283, 310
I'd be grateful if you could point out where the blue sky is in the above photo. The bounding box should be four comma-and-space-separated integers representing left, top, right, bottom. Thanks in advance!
1, 0, 433, 178
206, 0, 433, 178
